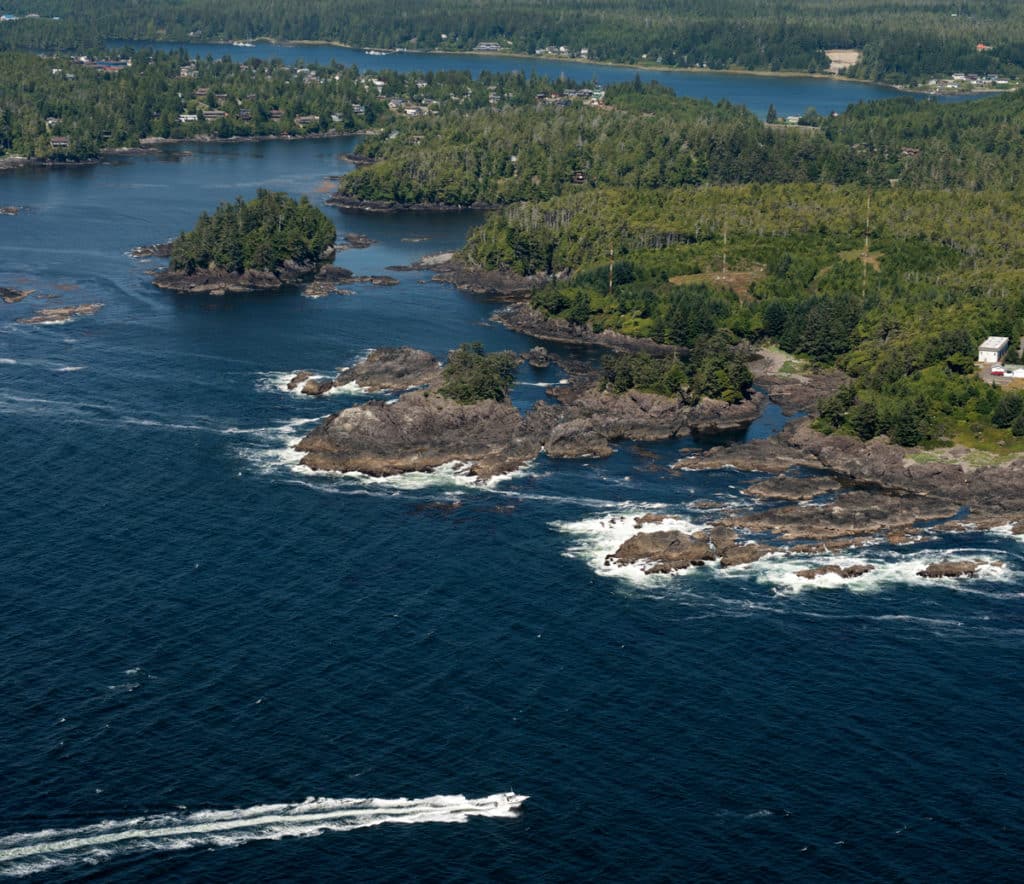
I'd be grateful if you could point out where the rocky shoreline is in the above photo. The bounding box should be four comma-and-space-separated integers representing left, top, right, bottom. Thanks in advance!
151, 247, 337, 294
326, 193, 499, 213
289, 346, 763, 479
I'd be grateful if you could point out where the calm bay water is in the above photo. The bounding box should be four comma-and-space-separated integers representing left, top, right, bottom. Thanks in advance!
1, 137, 1023, 880
114, 38, 921, 119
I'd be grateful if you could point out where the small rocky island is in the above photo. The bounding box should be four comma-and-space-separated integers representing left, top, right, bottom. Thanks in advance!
152, 189, 337, 294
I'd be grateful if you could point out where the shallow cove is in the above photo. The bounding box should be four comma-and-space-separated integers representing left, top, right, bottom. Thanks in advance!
1, 136, 1023, 880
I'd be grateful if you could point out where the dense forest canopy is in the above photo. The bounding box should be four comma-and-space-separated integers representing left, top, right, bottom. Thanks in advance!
437, 342, 519, 403
5, 0, 1024, 82
0, 48, 574, 160
169, 189, 336, 274
336, 81, 1024, 206
463, 182, 1024, 446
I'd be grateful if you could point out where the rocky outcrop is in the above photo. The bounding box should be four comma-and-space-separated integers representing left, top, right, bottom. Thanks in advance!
795, 564, 875, 580
916, 560, 1002, 579
301, 377, 335, 396
17, 303, 103, 324
296, 392, 559, 479
0, 206, 22, 216
338, 347, 443, 393
525, 346, 550, 368
745, 474, 841, 501
130, 242, 173, 258
1, 287, 33, 304
544, 419, 615, 459
337, 232, 375, 249
606, 525, 771, 574
497, 303, 683, 354
724, 490, 960, 542
429, 258, 548, 298
553, 389, 762, 454
327, 194, 498, 213
152, 247, 335, 294
747, 349, 849, 417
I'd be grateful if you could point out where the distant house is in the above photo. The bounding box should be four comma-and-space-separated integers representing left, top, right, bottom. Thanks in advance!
49, 137, 70, 148
294, 114, 320, 126
474, 42, 501, 52
202, 109, 227, 120
178, 113, 199, 123
979, 336, 1010, 363
268, 109, 284, 120
977, 42, 993, 52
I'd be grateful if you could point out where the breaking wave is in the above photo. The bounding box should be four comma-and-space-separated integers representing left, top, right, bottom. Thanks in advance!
550, 512, 711, 584
0, 792, 527, 877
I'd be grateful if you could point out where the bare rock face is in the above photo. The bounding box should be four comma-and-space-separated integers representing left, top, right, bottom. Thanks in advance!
564, 389, 763, 444
607, 525, 770, 574
545, 419, 614, 459
301, 377, 335, 396
296, 392, 552, 479
608, 530, 717, 574
526, 346, 550, 368
725, 490, 960, 542
287, 370, 313, 390
917, 560, 1002, 579
674, 435, 823, 474
745, 474, 842, 501
337, 347, 442, 393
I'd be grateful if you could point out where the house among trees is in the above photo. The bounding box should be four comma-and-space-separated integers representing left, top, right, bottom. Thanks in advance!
978, 336, 1010, 363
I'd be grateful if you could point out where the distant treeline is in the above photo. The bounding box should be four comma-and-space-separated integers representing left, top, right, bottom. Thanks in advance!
5, 0, 1024, 82
337, 80, 1024, 207
0, 49, 572, 161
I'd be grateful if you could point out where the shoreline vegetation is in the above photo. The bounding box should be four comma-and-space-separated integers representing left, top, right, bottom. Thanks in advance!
9, 0, 1024, 85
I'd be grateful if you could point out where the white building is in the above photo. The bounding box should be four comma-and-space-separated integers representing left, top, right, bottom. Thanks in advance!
978, 336, 1010, 363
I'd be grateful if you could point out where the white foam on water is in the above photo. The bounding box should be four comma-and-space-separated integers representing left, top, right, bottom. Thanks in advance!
56, 365, 85, 372
550, 512, 711, 583
728, 548, 1020, 596
0, 792, 527, 877
0, 358, 16, 365
328, 379, 371, 395
516, 379, 569, 387
331, 461, 482, 491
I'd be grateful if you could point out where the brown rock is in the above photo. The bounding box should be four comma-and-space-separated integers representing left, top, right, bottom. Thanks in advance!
795, 564, 875, 580
287, 370, 313, 390
301, 377, 335, 396
916, 560, 1002, 579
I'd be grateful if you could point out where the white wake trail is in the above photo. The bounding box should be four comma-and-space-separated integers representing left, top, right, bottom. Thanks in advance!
0, 792, 527, 877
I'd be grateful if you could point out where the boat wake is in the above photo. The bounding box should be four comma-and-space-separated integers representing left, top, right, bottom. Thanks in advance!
0, 792, 527, 877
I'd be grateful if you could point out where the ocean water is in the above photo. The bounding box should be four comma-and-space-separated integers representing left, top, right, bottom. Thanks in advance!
2, 138, 1023, 880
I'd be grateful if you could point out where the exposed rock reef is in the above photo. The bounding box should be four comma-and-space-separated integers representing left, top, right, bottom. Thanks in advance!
287, 347, 443, 397
16, 303, 103, 324
1, 287, 33, 304
291, 346, 763, 479
296, 394, 560, 479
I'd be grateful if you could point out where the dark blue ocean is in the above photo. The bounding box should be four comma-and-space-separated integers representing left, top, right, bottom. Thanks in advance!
2, 137, 1023, 880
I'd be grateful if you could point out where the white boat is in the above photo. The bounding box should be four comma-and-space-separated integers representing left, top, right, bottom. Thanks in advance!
232, 41, 255, 47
